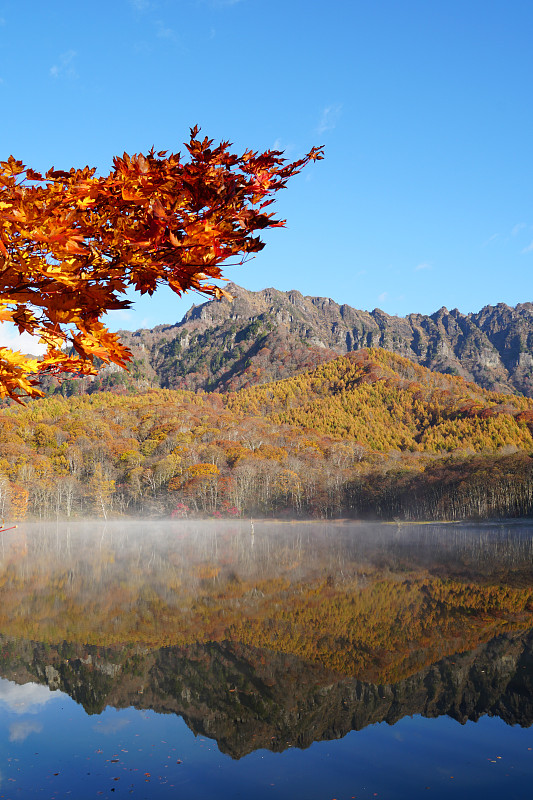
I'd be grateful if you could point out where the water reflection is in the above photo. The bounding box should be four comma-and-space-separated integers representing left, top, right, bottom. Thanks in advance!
0, 520, 532, 759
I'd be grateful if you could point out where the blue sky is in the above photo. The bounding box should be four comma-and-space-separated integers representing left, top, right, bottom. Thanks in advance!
1, 0, 532, 343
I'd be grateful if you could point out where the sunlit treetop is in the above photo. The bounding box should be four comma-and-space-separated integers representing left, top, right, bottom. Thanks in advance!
0, 126, 323, 401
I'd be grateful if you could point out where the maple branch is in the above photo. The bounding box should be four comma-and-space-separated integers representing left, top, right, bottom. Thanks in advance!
0, 134, 323, 401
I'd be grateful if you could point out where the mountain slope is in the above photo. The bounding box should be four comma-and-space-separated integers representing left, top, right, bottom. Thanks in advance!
226, 348, 533, 452
107, 284, 533, 397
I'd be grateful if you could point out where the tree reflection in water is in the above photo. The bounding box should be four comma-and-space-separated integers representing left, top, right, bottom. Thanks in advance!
0, 520, 532, 758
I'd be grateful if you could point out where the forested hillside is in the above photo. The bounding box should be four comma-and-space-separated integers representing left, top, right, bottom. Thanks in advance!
227, 349, 533, 452
2, 349, 533, 521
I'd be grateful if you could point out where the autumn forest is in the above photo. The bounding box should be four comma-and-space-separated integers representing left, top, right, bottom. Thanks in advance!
1, 348, 533, 521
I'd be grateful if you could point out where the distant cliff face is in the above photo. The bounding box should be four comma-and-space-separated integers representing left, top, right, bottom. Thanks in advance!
110, 285, 533, 396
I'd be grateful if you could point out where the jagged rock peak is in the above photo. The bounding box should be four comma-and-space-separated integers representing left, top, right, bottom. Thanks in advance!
107, 284, 533, 397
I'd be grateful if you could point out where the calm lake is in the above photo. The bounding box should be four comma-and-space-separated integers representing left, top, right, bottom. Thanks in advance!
0, 519, 532, 799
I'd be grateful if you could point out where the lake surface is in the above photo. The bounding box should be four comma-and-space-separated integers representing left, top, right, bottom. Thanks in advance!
0, 519, 532, 798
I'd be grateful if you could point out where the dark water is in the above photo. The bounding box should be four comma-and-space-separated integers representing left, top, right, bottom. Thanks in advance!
0, 519, 532, 798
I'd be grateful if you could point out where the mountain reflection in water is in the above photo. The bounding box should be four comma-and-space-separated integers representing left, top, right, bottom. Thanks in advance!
0, 520, 532, 759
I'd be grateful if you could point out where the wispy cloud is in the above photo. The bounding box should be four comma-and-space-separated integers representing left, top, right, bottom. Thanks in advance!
155, 20, 176, 39
50, 49, 78, 79
129, 0, 150, 10
0, 323, 47, 356
414, 261, 432, 271
133, 41, 152, 55
378, 291, 388, 303
482, 232, 500, 247
483, 224, 532, 248
209, 0, 247, 7
272, 138, 295, 158
9, 721, 43, 742
521, 240, 533, 254
316, 103, 342, 135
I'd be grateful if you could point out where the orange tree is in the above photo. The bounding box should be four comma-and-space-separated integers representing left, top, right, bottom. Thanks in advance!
0, 127, 322, 401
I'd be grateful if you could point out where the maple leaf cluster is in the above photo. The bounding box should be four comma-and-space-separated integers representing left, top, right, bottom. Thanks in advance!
0, 127, 323, 401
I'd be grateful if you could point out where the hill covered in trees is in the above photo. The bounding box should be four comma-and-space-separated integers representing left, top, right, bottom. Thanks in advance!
226, 348, 533, 452
52, 283, 533, 398
2, 349, 533, 521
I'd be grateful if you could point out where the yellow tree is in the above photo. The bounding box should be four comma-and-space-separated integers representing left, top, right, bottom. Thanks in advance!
0, 128, 322, 401
87, 464, 115, 520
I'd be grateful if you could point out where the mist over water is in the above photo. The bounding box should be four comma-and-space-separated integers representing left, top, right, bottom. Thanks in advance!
7, 516, 533, 562
4, 518, 533, 591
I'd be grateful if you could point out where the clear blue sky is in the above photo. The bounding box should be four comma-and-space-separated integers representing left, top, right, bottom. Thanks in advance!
1, 0, 532, 339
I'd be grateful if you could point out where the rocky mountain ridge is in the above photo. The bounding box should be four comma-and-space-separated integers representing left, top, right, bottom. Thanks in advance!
105, 284, 533, 397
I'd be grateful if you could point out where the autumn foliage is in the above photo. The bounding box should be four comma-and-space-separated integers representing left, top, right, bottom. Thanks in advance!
1, 350, 533, 522
0, 128, 323, 400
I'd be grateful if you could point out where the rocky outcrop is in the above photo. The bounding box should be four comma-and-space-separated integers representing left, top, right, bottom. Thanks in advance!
110, 286, 533, 396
